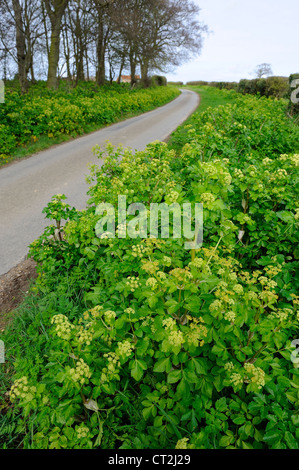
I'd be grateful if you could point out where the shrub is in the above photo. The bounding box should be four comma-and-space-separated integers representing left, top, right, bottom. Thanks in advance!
0, 123, 17, 154
151, 75, 167, 87
264, 77, 289, 99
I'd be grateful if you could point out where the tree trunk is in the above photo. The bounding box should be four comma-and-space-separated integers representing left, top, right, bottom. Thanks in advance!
140, 60, 150, 88
62, 25, 71, 82
85, 47, 89, 81
12, 0, 29, 93
117, 58, 125, 84
44, 0, 68, 89
129, 49, 137, 88
96, 10, 105, 86
47, 22, 61, 88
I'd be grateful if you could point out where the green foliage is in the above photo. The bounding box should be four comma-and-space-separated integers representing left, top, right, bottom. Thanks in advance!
188, 77, 289, 99
209, 81, 239, 91
186, 81, 209, 86
1, 88, 298, 450
0, 81, 179, 165
168, 81, 184, 87
151, 76, 168, 87
238, 77, 289, 99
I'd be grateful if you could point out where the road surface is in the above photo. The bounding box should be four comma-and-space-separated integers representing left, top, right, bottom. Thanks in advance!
0, 89, 199, 275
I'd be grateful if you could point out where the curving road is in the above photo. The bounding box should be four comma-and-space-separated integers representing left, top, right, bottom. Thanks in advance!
0, 89, 199, 275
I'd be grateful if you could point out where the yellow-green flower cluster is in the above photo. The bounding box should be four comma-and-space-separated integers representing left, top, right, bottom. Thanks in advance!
224, 361, 234, 371
51, 314, 75, 340
89, 305, 103, 319
234, 168, 245, 179
132, 243, 148, 258
290, 154, 299, 166
200, 192, 216, 206
175, 438, 190, 449
141, 259, 159, 274
185, 318, 207, 347
169, 267, 192, 286
189, 257, 204, 269
117, 340, 134, 358
233, 283, 244, 294
230, 372, 243, 387
76, 425, 90, 439
116, 223, 126, 237
162, 256, 172, 267
146, 277, 158, 289
244, 363, 265, 389
70, 358, 91, 385
10, 376, 36, 402
157, 271, 166, 280
168, 329, 184, 348
264, 264, 282, 278
275, 168, 288, 179
209, 299, 223, 312
259, 289, 278, 304
224, 311, 236, 323
101, 352, 120, 383
162, 318, 184, 348
162, 318, 176, 330
126, 276, 140, 292
269, 308, 293, 322
124, 307, 135, 315
104, 310, 116, 324
167, 190, 180, 203
78, 325, 94, 346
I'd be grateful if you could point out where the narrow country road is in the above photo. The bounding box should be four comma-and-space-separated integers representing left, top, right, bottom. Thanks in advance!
0, 89, 199, 275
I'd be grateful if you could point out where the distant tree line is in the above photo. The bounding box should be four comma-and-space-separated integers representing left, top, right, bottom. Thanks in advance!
186, 74, 299, 114
0, 0, 208, 93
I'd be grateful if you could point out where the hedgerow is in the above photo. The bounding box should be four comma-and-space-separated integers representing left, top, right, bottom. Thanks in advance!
0, 82, 180, 164
0, 88, 298, 449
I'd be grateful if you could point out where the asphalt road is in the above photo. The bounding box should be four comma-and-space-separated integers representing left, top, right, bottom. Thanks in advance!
0, 89, 199, 275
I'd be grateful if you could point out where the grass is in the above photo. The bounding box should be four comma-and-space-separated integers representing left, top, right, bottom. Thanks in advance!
0, 294, 40, 448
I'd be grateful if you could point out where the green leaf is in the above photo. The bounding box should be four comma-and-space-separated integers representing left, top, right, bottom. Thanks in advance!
219, 435, 234, 447
215, 397, 227, 412
191, 357, 207, 375
131, 359, 147, 381
167, 369, 182, 384
232, 415, 246, 425
153, 357, 171, 373
284, 431, 298, 449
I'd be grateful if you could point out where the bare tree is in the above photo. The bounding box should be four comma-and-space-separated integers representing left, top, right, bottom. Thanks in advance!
254, 63, 273, 79
0, 0, 208, 89
90, 0, 115, 86
0, 0, 44, 92
111, 0, 208, 88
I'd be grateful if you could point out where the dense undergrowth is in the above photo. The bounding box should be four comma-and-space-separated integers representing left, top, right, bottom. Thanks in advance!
0, 81, 179, 166
0, 87, 298, 449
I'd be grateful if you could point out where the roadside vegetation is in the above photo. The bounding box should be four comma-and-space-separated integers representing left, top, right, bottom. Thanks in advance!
0, 81, 180, 166
0, 87, 298, 450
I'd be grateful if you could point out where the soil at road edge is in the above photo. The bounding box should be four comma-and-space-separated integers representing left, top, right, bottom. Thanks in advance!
0, 258, 37, 331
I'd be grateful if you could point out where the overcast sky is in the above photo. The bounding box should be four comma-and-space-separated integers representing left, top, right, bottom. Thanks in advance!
166, 0, 299, 83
